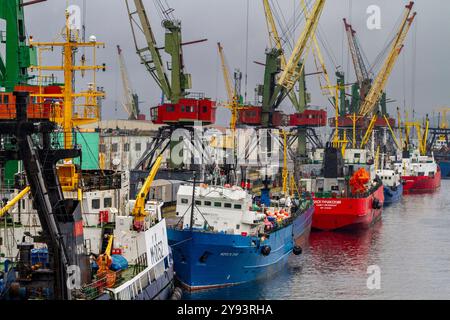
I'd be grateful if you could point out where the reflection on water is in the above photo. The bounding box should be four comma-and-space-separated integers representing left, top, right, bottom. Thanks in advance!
184, 181, 450, 300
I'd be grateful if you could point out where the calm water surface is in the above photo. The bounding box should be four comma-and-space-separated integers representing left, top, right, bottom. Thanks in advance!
184, 180, 450, 300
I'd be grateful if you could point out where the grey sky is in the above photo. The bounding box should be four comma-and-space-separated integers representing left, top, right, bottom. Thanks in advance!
23, 0, 450, 126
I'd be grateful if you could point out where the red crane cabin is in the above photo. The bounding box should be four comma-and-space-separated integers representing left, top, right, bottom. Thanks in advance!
150, 98, 216, 125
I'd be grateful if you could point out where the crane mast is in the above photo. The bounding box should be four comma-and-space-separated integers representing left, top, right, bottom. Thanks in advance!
359, 1, 416, 117
117, 45, 140, 120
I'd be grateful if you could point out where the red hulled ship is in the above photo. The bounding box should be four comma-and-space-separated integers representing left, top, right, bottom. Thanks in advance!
301, 146, 384, 231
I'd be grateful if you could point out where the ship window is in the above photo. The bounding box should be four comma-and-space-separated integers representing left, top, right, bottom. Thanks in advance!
104, 197, 112, 208
112, 143, 118, 152
181, 106, 185, 112
181, 198, 189, 204
214, 202, 221, 207
124, 143, 130, 152
236, 224, 240, 230
99, 144, 106, 153
135, 143, 141, 151
166, 105, 175, 112
224, 203, 232, 208
92, 199, 100, 210
204, 201, 211, 206
203, 106, 208, 113
195, 200, 201, 206
234, 204, 242, 209
3, 95, 8, 104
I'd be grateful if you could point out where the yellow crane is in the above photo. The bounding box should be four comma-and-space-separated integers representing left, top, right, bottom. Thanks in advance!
0, 186, 30, 218
277, 0, 326, 94
359, 2, 416, 117
132, 155, 163, 228
217, 42, 246, 131
404, 117, 429, 156
360, 115, 378, 148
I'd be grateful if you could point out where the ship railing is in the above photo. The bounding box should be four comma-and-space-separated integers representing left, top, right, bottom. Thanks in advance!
107, 265, 154, 300
76, 270, 123, 300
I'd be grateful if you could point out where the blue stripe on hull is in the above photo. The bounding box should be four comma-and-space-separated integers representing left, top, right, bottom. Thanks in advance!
168, 206, 313, 290
439, 161, 450, 180
383, 183, 403, 206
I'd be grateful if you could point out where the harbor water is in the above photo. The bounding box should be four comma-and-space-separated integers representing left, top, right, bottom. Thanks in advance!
184, 180, 450, 300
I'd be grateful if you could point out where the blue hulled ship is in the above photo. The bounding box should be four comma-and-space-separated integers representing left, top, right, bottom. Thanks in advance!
167, 184, 314, 290
376, 169, 403, 205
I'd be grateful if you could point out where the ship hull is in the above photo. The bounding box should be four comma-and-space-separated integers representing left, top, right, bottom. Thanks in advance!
167, 227, 293, 291
402, 167, 441, 194
383, 183, 403, 206
312, 185, 384, 231
438, 161, 450, 179
292, 204, 314, 247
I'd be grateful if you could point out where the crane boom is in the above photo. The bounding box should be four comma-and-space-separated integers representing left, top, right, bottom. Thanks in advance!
359, 1, 416, 117
217, 42, 235, 104
343, 18, 370, 86
132, 155, 163, 222
126, 0, 172, 100
262, 0, 299, 108
117, 45, 139, 120
300, 0, 334, 98
277, 0, 325, 91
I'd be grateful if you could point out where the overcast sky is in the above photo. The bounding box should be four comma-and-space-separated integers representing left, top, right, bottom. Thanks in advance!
23, 0, 450, 126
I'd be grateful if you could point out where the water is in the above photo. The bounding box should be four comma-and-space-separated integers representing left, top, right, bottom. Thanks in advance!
184, 180, 450, 300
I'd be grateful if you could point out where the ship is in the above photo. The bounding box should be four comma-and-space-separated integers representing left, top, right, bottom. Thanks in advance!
376, 169, 403, 205
393, 149, 441, 194
167, 182, 314, 290
301, 145, 384, 231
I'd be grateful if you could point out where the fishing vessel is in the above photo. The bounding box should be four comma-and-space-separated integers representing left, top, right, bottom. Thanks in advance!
301, 146, 384, 231
376, 169, 403, 205
394, 149, 441, 194
167, 181, 314, 290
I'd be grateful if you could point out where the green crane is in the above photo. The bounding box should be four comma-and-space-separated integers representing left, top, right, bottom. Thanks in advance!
126, 0, 191, 104
0, 0, 41, 92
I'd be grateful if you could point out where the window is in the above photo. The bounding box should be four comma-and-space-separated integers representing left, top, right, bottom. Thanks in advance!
181, 106, 185, 112
99, 144, 106, 153
214, 202, 222, 207
104, 197, 112, 208
166, 105, 175, 112
224, 203, 232, 208
92, 199, 100, 210
236, 224, 240, 230
124, 143, 130, 152
3, 95, 8, 104
195, 200, 201, 206
203, 106, 208, 113
204, 201, 211, 206
135, 143, 141, 151
112, 143, 118, 152
146, 142, 152, 150
354, 153, 361, 158
181, 198, 189, 204
234, 204, 242, 209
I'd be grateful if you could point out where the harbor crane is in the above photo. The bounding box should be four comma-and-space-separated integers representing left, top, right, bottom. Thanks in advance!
117, 45, 140, 120
359, 2, 416, 117
343, 18, 372, 104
